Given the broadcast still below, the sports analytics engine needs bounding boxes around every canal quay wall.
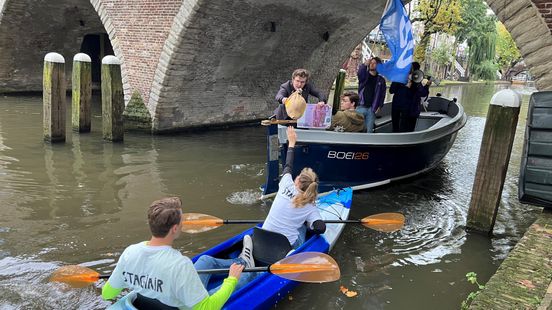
[470,209,552,309]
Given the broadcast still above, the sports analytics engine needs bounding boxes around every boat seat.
[132,293,178,310]
[374,114,392,128]
[252,227,292,266]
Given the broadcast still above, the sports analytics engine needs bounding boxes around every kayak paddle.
[181,212,405,234]
[50,252,340,287]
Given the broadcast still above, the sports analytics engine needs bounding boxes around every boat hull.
[290,131,458,192]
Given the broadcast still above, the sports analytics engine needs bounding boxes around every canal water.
[0,83,539,309]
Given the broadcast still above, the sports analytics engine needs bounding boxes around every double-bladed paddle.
[50,252,340,287]
[181,212,405,234]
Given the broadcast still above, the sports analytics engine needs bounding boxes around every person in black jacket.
[273,69,327,120]
[389,62,430,132]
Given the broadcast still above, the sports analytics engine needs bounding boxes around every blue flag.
[376,0,414,84]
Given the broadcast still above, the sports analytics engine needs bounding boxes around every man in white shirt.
[102,197,245,309]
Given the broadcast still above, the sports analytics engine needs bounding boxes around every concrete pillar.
[43,52,66,143]
[101,55,124,142]
[467,89,522,234]
[332,69,347,115]
[72,53,92,133]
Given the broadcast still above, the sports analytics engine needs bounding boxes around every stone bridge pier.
[0,0,551,132]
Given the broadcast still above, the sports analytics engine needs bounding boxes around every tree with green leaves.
[456,0,497,80]
[430,42,454,79]
[413,0,462,62]
[495,22,522,80]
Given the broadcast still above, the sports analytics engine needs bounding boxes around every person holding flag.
[376,0,415,83]
[357,57,387,133]
[375,0,430,132]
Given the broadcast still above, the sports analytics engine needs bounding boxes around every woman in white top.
[262,126,326,248]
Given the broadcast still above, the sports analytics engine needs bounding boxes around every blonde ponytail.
[292,168,319,207]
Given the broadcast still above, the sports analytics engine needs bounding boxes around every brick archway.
[2,0,552,132]
[0,0,110,93]
[149,0,388,132]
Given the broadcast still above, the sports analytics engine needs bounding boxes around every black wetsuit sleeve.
[282,146,295,176]
[311,220,326,234]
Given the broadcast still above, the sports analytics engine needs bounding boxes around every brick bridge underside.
[0,0,551,132]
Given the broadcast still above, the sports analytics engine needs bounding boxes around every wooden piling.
[72,53,92,133]
[332,69,346,115]
[101,55,124,142]
[43,52,66,143]
[467,89,521,234]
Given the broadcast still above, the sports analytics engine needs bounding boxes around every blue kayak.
[108,187,353,310]
[192,187,353,310]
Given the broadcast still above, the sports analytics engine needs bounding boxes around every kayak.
[108,187,352,310]
[193,187,353,310]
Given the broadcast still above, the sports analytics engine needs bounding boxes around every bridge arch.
[0,0,117,93]
[487,0,552,90]
[149,0,387,132]
[1,0,552,132]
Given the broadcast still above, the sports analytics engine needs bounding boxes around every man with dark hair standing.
[357,57,387,133]
[102,197,246,309]
[274,68,327,120]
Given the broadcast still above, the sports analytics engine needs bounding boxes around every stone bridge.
[0,0,551,132]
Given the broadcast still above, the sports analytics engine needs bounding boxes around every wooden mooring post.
[72,53,92,133]
[43,52,66,143]
[101,55,124,142]
[332,69,346,115]
[467,89,521,234]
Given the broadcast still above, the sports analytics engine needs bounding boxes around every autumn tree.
[495,22,522,80]
[413,0,462,62]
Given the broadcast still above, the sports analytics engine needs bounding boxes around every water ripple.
[226,189,261,205]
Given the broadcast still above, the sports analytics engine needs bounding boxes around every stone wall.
[89,0,181,105]
[150,0,387,132]
[0,0,106,92]
[532,0,552,32]
[488,0,552,90]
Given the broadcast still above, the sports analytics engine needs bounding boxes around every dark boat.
[262,95,467,197]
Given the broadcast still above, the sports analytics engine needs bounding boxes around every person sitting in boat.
[193,235,258,294]
[357,56,387,133]
[328,91,366,132]
[273,68,328,120]
[101,197,245,310]
[390,61,431,132]
[262,126,326,248]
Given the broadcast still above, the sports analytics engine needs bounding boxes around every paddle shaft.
[222,219,362,224]
[197,267,268,274]
[323,220,362,224]
[94,267,268,280]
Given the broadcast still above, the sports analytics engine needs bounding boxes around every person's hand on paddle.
[316,101,326,107]
[228,263,244,279]
[287,126,297,148]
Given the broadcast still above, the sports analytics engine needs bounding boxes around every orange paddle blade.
[50,265,101,288]
[181,213,224,233]
[362,212,405,232]
[269,252,340,283]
